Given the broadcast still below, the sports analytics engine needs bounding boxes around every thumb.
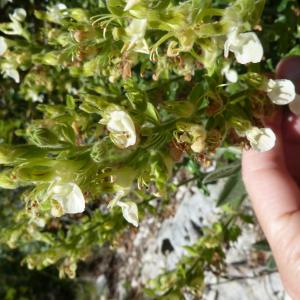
[242,56,300,299]
[277,56,300,182]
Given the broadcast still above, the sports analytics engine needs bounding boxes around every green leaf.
[249,0,266,26]
[66,95,76,110]
[266,255,277,271]
[90,138,133,165]
[79,95,110,115]
[288,45,300,56]
[217,172,246,208]
[203,161,241,184]
[253,240,271,251]
[145,102,160,124]
[188,81,208,103]
[54,125,76,145]
[148,0,170,9]
[106,0,124,15]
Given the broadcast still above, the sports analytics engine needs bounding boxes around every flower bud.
[177,29,196,52]
[69,8,89,22]
[221,64,238,83]
[0,169,17,189]
[206,129,222,152]
[11,8,27,22]
[42,52,60,66]
[112,27,123,41]
[0,145,13,164]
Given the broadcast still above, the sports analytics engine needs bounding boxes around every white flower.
[0,37,8,56]
[289,94,300,116]
[50,182,85,216]
[266,79,296,105]
[48,3,68,23]
[6,69,20,83]
[126,18,147,42]
[106,110,137,149]
[33,218,46,228]
[224,29,263,64]
[124,0,140,11]
[245,127,276,152]
[54,3,67,10]
[118,201,139,227]
[1,63,20,83]
[26,90,44,103]
[125,18,149,54]
[10,8,27,22]
[221,64,238,83]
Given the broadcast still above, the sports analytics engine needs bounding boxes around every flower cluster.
[0,0,299,283]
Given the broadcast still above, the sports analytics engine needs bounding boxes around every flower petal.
[225,31,263,64]
[118,201,139,227]
[11,8,27,22]
[124,0,140,11]
[0,37,8,56]
[245,127,276,152]
[267,79,296,105]
[106,110,136,148]
[52,183,85,215]
[222,64,238,83]
[6,69,20,83]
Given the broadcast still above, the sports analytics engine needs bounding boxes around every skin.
[242,56,300,300]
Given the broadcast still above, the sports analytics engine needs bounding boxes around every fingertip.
[242,141,284,181]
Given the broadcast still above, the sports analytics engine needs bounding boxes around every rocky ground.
[81,182,291,300]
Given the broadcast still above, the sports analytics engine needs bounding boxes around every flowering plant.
[0,0,299,298]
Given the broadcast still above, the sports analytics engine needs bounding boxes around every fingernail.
[276,56,300,93]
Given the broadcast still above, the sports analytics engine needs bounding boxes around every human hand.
[242,56,300,300]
